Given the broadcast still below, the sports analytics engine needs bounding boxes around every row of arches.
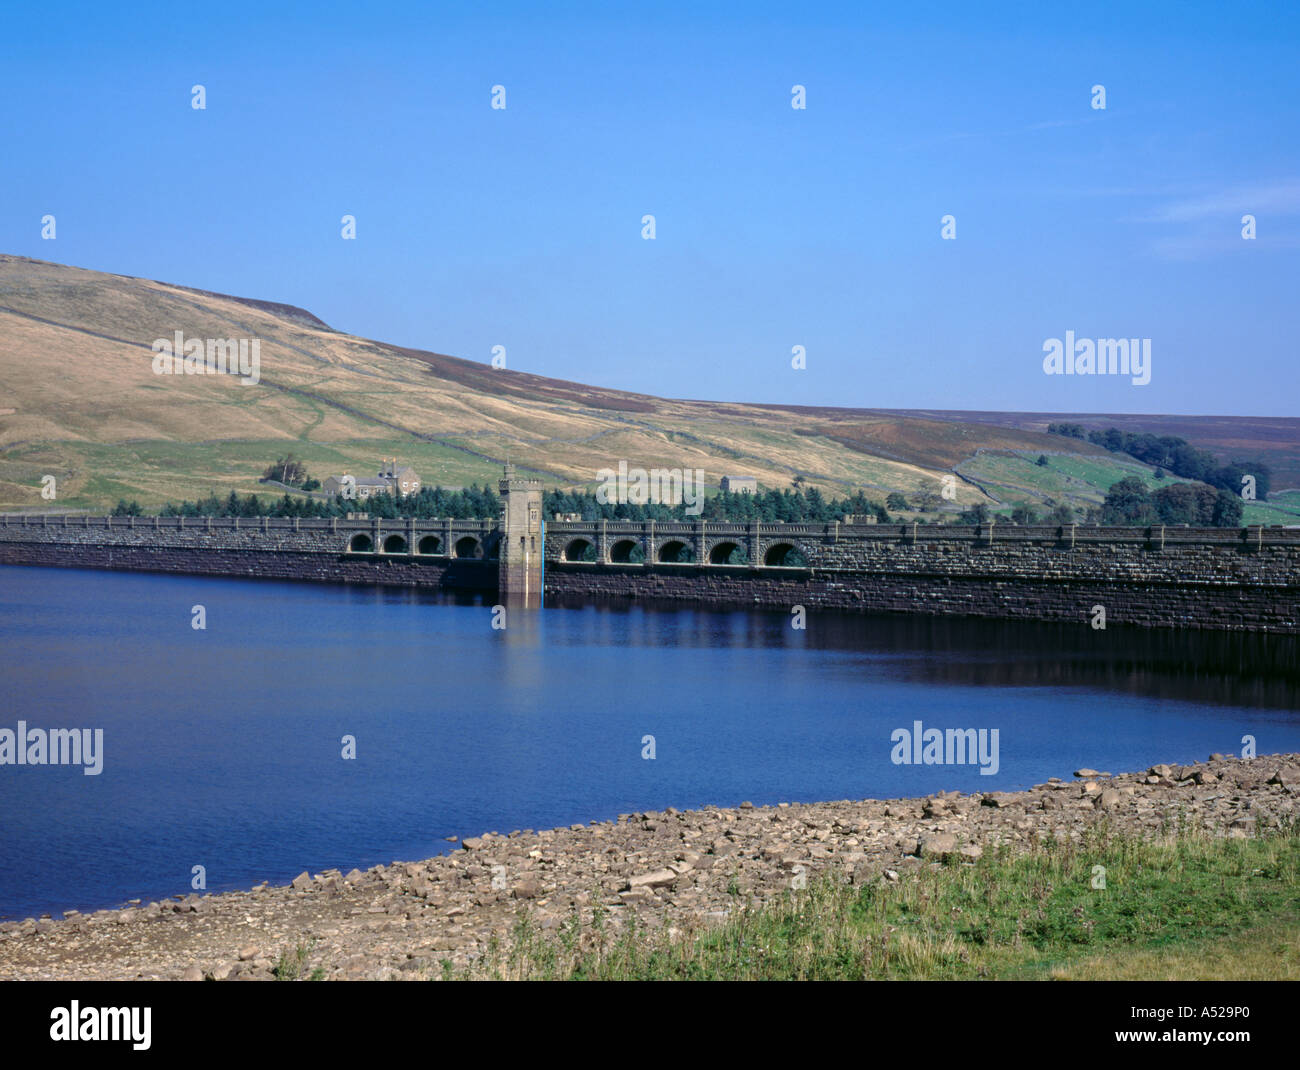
[345,532,808,566]
[346,533,492,558]
[560,538,808,567]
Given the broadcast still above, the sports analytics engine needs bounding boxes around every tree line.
[107,474,1249,528]
[1047,423,1270,500]
[114,485,894,523]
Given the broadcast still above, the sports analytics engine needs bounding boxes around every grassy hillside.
[1,255,1292,516]
[955,451,1198,515]
[901,408,1300,490]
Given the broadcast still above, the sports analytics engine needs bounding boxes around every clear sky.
[3,0,1297,416]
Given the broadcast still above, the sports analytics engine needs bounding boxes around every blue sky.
[2,1,1297,415]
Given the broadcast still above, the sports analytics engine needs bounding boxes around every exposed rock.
[626,869,678,890]
[1095,788,1123,810]
[916,833,959,859]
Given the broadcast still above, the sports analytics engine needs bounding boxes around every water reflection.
[544,595,1299,709]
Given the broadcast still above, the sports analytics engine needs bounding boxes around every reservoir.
[1,565,1297,920]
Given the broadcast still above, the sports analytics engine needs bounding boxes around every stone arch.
[764,542,807,567]
[609,538,643,564]
[658,539,695,564]
[417,534,443,555]
[708,540,746,565]
[454,535,481,559]
[382,533,408,554]
[347,532,373,553]
[563,537,597,562]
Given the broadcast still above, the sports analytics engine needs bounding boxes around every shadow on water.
[545,593,1300,710]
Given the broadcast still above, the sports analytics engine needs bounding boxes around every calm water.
[1,565,1298,920]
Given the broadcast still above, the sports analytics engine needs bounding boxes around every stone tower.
[498,463,543,607]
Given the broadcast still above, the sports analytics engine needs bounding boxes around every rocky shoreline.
[2,753,1297,980]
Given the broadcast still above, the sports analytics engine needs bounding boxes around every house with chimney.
[321,458,421,500]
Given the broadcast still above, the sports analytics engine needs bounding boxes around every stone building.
[321,460,421,501]
[321,475,390,500]
[379,459,421,496]
[720,476,758,494]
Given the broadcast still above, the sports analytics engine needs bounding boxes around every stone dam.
[1,502,1297,632]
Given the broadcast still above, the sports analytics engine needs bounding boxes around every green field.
[956,450,1196,514]
[451,820,1300,981]
[1244,489,1300,526]
[955,450,1300,525]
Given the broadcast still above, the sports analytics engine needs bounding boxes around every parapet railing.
[3,515,1298,548]
[543,519,1300,548]
[0,514,498,532]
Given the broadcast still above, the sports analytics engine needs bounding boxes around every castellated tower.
[498,463,543,607]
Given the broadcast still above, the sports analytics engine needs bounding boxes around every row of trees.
[129,484,506,519]
[1048,424,1271,500]
[543,486,892,524]
[119,485,894,523]
[107,472,1247,529]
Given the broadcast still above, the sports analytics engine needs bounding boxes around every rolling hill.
[1,254,1295,519]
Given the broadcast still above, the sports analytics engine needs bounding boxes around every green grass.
[959,451,1194,514]
[273,939,324,981]
[1243,489,1300,526]
[962,451,1300,526]
[445,818,1300,980]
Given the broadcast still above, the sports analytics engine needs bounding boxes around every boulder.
[1095,788,1123,810]
[625,869,678,890]
[916,833,959,859]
